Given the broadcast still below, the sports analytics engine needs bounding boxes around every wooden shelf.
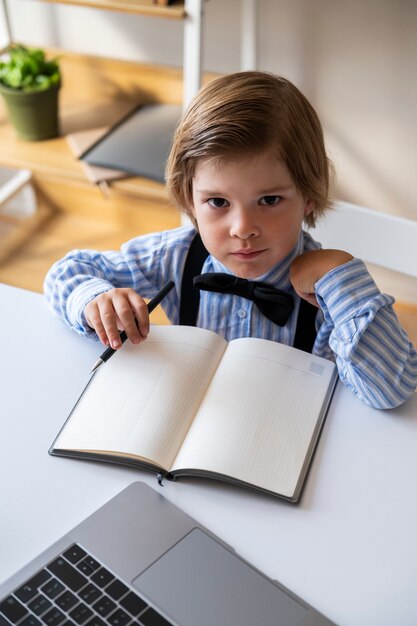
[0,0,196,322]
[0,48,217,199]
[0,117,170,204]
[0,49,185,301]
[30,0,204,107]
[0,49,188,202]
[35,0,186,19]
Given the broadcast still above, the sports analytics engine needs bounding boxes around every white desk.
[1,283,417,626]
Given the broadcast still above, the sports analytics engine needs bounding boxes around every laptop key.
[47,558,88,592]
[27,594,53,616]
[78,583,102,605]
[55,590,78,611]
[81,556,100,573]
[41,606,67,626]
[139,607,174,626]
[15,570,52,603]
[90,568,114,589]
[68,602,93,624]
[106,580,129,601]
[41,579,65,600]
[0,595,29,623]
[107,608,131,626]
[92,596,116,617]
[63,545,87,565]
[119,591,147,616]
[77,561,96,577]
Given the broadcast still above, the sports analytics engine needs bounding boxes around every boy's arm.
[43,248,122,338]
[44,227,195,339]
[43,231,175,338]
[291,250,417,409]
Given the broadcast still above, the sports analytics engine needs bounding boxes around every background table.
[1,283,417,626]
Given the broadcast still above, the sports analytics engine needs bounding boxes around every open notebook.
[50,325,338,502]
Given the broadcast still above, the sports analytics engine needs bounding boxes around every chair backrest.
[309,201,417,279]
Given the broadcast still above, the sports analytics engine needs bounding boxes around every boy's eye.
[207,197,229,208]
[259,195,282,206]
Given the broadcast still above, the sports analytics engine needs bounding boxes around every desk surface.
[1,283,417,626]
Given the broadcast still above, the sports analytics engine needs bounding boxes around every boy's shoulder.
[123,225,197,252]
[162,225,198,245]
[157,226,200,257]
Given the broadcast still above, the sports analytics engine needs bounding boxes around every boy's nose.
[229,208,259,239]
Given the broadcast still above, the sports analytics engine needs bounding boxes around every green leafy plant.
[0,44,60,92]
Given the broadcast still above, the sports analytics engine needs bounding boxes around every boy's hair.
[165,71,332,228]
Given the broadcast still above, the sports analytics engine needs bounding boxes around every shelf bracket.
[0,0,13,49]
[183,0,203,109]
[240,0,257,70]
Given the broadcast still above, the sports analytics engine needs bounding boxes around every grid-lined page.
[53,326,226,470]
[172,337,336,497]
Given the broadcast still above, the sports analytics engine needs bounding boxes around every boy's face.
[191,150,314,279]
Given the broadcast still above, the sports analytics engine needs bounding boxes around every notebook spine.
[157,471,176,486]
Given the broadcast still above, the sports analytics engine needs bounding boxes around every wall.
[2,0,417,300]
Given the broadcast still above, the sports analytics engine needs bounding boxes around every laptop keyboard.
[0,543,174,626]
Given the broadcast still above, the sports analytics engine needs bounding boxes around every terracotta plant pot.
[0,81,60,141]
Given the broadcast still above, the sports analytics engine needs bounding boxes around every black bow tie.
[193,273,294,326]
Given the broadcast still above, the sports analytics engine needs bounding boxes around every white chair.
[309,200,417,346]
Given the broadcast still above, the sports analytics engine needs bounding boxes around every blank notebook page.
[54,326,226,470]
[172,338,335,497]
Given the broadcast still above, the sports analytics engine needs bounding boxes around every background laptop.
[0,481,335,626]
[81,104,182,182]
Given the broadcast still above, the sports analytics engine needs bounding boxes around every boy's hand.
[290,249,354,307]
[84,288,150,349]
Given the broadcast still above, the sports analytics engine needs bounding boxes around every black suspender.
[179,233,209,327]
[292,298,318,353]
[179,233,317,353]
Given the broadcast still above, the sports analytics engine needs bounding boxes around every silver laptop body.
[0,481,335,626]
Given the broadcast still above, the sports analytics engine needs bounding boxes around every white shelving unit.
[1,0,204,106]
[1,0,258,106]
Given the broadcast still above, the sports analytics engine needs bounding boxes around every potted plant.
[0,44,61,141]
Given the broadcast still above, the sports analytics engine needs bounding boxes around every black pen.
[90,280,175,374]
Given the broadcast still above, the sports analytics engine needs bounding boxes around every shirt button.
[237,309,246,319]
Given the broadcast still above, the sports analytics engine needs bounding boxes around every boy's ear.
[304,199,315,216]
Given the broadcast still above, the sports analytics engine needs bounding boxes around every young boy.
[44,71,417,409]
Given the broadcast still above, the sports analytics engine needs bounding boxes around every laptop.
[0,481,335,626]
[81,104,182,183]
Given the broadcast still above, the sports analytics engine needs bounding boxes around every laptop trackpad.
[133,528,307,626]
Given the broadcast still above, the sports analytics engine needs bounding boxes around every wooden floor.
[0,191,177,325]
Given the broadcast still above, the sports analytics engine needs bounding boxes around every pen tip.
[90,359,103,374]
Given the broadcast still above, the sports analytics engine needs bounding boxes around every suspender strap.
[179,233,317,353]
[179,232,209,326]
[293,298,318,354]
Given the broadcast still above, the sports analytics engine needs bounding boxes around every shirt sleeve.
[313,258,417,409]
[43,227,195,338]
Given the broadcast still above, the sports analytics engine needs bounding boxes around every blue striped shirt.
[44,226,417,409]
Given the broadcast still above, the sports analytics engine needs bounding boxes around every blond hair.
[166,71,332,228]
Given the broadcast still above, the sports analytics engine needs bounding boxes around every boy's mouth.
[231,249,265,260]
